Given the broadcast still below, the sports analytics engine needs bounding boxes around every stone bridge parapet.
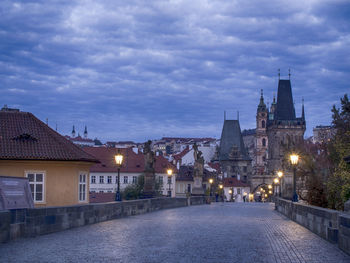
[0,196,207,243]
[275,197,350,255]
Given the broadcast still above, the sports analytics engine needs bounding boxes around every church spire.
[84,125,88,138]
[257,89,267,112]
[302,98,305,120]
[72,125,76,138]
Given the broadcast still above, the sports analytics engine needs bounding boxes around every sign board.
[0,176,34,210]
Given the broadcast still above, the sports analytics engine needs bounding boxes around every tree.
[122,175,162,200]
[327,94,350,210]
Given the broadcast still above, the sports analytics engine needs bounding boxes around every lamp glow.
[209,178,214,184]
[167,169,173,176]
[290,154,299,165]
[115,154,123,166]
[277,171,283,178]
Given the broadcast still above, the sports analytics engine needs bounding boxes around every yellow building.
[0,107,98,207]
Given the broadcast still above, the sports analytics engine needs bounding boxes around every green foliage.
[326,94,350,210]
[122,174,163,200]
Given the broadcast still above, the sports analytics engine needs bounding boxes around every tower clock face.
[261,113,265,117]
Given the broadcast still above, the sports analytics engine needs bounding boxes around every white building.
[223,177,250,202]
[83,147,177,197]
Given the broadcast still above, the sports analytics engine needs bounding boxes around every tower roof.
[275,79,296,120]
[219,120,250,161]
[257,89,267,112]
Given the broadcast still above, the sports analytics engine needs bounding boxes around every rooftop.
[0,109,98,162]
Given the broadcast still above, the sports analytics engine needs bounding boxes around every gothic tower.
[219,119,252,183]
[267,79,306,174]
[255,90,268,175]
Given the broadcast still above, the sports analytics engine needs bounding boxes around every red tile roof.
[0,110,98,162]
[223,177,250,188]
[207,162,222,174]
[83,147,177,173]
[172,146,190,161]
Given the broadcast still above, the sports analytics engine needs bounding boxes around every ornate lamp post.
[209,178,213,196]
[114,150,123,201]
[274,178,279,196]
[219,184,223,202]
[290,154,299,202]
[167,169,173,197]
[277,171,283,197]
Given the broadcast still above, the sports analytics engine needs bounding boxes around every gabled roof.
[275,79,296,120]
[83,147,177,173]
[219,120,250,161]
[172,146,190,161]
[0,110,98,162]
[223,177,249,188]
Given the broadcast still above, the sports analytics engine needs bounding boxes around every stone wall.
[0,196,207,243]
[275,197,350,255]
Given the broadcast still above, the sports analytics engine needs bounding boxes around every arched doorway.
[252,183,272,202]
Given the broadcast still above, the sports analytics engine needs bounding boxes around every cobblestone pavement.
[1,202,350,263]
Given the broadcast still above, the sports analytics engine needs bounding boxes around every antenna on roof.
[237,111,239,121]
[288,68,291,80]
[55,123,57,131]
[46,118,48,125]
[224,110,226,121]
[278,69,280,80]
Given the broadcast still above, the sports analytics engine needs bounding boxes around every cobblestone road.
[1,202,349,263]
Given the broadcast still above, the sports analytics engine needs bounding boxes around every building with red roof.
[223,177,250,202]
[83,147,177,198]
[0,107,98,207]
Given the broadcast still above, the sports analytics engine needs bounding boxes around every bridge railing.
[275,197,350,255]
[0,196,207,243]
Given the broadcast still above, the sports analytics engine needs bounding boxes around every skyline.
[1,0,350,142]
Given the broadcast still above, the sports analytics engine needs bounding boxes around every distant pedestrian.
[243,195,246,202]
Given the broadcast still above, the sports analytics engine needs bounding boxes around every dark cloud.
[1,0,349,142]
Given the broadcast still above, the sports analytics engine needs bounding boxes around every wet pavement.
[1,202,349,263]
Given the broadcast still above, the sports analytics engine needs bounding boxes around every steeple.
[219,119,250,161]
[257,89,267,112]
[275,79,296,120]
[84,125,88,138]
[302,98,305,120]
[72,125,76,138]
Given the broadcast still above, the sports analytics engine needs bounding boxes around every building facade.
[0,108,98,207]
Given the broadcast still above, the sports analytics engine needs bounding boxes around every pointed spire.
[288,68,291,80]
[55,123,58,132]
[72,125,76,138]
[278,69,280,80]
[302,97,305,120]
[84,125,88,138]
[237,111,239,121]
[224,111,226,121]
[257,89,266,112]
[273,93,276,104]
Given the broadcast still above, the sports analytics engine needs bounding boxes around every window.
[79,173,87,202]
[132,176,137,184]
[159,176,163,185]
[99,176,104,184]
[107,176,112,184]
[91,175,96,184]
[262,138,266,147]
[124,176,128,184]
[167,177,171,184]
[262,120,265,128]
[27,172,44,203]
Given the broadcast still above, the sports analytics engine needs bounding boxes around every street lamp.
[114,150,123,201]
[290,154,299,202]
[277,171,283,197]
[209,178,214,196]
[229,188,233,202]
[167,169,173,197]
[274,178,279,196]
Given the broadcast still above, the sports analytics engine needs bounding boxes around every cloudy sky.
[1,0,349,142]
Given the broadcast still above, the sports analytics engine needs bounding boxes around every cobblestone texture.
[0,202,349,263]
